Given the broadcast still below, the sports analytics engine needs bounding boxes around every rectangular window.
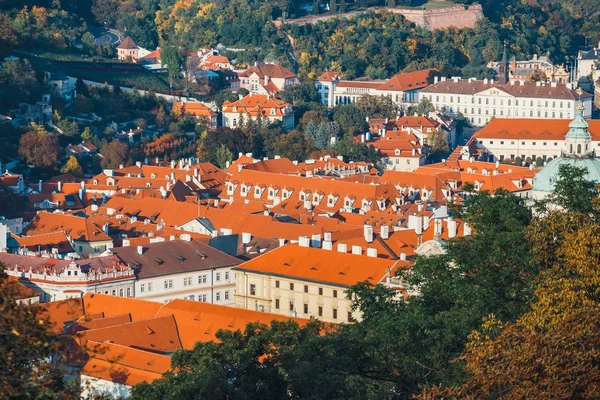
[333,309,338,319]
[347,311,352,321]
[275,280,280,288]
[304,285,309,293]
[225,272,230,281]
[164,280,173,289]
[317,306,323,317]
[250,284,256,296]
[216,272,221,282]
[183,277,192,286]
[140,284,145,293]
[119,288,124,297]
[216,292,221,301]
[318,288,323,295]
[289,301,294,311]
[148,283,153,292]
[112,289,116,296]
[333,290,338,298]
[290,283,294,291]
[127,288,131,297]
[275,299,280,309]
[304,303,309,314]
[200,294,207,302]
[224,290,230,300]
[198,275,207,284]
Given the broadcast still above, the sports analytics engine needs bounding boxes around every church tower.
[498,45,509,85]
[565,95,592,157]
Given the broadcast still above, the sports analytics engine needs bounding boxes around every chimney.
[337,243,347,253]
[38,180,42,193]
[434,218,443,237]
[322,240,333,250]
[171,160,176,169]
[155,157,159,164]
[311,234,321,248]
[447,218,457,239]
[242,232,252,244]
[463,222,472,236]
[144,157,148,165]
[495,160,500,169]
[364,225,374,243]
[103,223,109,234]
[57,181,62,193]
[351,245,363,255]
[137,245,144,255]
[380,225,389,239]
[136,161,142,168]
[408,214,422,234]
[279,238,286,247]
[400,252,407,261]
[366,248,377,258]
[299,236,310,248]
[180,233,192,241]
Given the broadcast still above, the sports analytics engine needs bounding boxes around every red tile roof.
[474,118,600,141]
[25,211,111,242]
[234,244,408,288]
[117,37,137,50]
[238,64,296,79]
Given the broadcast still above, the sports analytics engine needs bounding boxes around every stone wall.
[389,4,483,31]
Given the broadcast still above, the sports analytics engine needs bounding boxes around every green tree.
[333,104,368,136]
[272,130,316,161]
[355,95,398,119]
[81,31,96,52]
[409,97,435,116]
[542,164,599,216]
[161,45,183,90]
[215,144,233,169]
[81,127,100,147]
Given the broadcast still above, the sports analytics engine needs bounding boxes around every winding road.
[89,25,122,47]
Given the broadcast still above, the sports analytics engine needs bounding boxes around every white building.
[0,253,135,302]
[465,112,600,163]
[222,94,294,131]
[315,69,437,109]
[112,238,241,305]
[419,77,592,127]
[237,64,299,95]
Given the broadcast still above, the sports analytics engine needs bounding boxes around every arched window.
[578,144,582,154]
[570,144,573,153]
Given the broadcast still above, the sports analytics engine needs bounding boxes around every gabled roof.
[238,64,296,79]
[222,94,292,117]
[317,70,340,82]
[474,118,600,141]
[172,101,216,118]
[377,68,437,91]
[25,211,111,242]
[117,37,137,50]
[81,341,171,386]
[112,239,240,280]
[233,244,407,287]
[11,231,74,253]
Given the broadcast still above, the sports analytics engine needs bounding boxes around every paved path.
[89,25,122,46]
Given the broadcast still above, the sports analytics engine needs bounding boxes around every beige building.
[238,64,299,96]
[222,94,294,131]
[233,243,408,323]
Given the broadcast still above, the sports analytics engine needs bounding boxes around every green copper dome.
[565,104,591,140]
[532,157,600,192]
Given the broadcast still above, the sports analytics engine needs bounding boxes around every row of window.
[273,280,339,297]
[139,272,231,293]
[429,94,572,109]
[274,299,350,320]
[101,287,132,297]
[449,106,570,119]
[186,290,231,302]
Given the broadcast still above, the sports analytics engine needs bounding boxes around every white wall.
[80,375,131,400]
[135,266,236,305]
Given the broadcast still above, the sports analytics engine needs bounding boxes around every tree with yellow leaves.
[61,156,83,177]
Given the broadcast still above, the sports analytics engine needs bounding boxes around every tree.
[409,97,435,116]
[130,321,324,400]
[333,104,368,136]
[541,164,599,216]
[57,118,79,137]
[306,121,339,150]
[215,144,233,169]
[61,156,83,176]
[161,45,183,90]
[426,130,449,154]
[355,95,399,119]
[339,0,346,12]
[100,140,130,169]
[81,127,100,147]
[0,14,18,52]
[272,131,316,161]
[0,266,74,398]
[18,123,60,169]
[0,59,39,106]
[81,31,96,52]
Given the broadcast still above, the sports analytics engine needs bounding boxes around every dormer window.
[151,173,157,178]
[233,107,237,112]
[93,179,98,185]
[146,182,151,188]
[327,194,339,207]
[394,149,401,156]
[270,108,276,115]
